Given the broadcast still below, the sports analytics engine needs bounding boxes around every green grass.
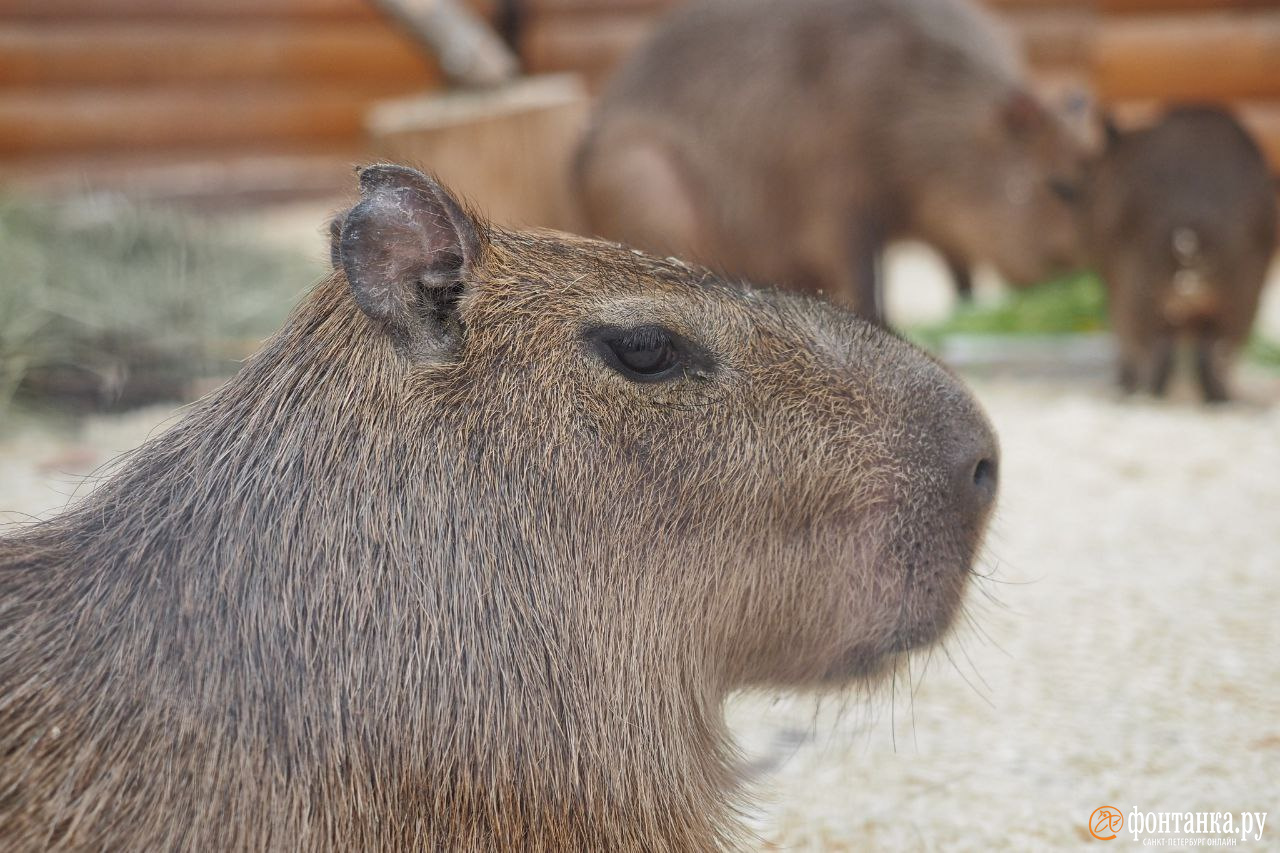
[908,271,1108,351]
[0,196,321,412]
[1247,335,1280,369]
[909,270,1280,372]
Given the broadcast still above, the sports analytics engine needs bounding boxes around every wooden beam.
[1100,0,1277,13]
[982,0,1095,9]
[0,0,378,21]
[372,0,517,86]
[1094,12,1280,100]
[0,0,494,20]
[0,87,400,155]
[0,23,441,88]
[518,0,677,11]
[0,144,364,205]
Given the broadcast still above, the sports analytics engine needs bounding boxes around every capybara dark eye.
[1049,178,1080,203]
[592,325,684,381]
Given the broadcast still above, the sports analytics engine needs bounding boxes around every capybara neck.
[0,270,738,850]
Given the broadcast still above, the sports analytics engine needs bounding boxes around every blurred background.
[2,0,1278,848]
[1,0,1279,411]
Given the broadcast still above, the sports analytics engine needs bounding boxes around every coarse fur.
[0,167,998,850]
[573,0,1087,319]
[1088,105,1278,403]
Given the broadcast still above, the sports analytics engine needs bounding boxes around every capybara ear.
[336,164,485,347]
[1000,88,1046,139]
[1101,111,1123,148]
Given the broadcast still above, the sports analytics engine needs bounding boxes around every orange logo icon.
[1090,806,1124,841]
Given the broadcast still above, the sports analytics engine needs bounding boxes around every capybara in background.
[573,0,1087,321]
[0,166,998,849]
[1088,106,1278,402]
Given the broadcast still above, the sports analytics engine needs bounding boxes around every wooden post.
[368,74,589,229]
[372,0,519,87]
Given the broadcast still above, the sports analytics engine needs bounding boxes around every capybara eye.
[1049,178,1080,204]
[592,325,684,382]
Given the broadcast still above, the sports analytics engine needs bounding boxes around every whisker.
[913,642,938,698]
[951,629,994,695]
[890,660,898,753]
[940,640,995,709]
[960,604,1010,658]
[907,651,919,751]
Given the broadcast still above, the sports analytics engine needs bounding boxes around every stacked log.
[0,0,448,202]
[2,0,1278,202]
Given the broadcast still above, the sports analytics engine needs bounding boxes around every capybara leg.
[1117,359,1139,395]
[1195,337,1231,403]
[942,251,974,301]
[1116,339,1150,395]
[845,224,885,324]
[1116,333,1170,397]
[1148,336,1175,398]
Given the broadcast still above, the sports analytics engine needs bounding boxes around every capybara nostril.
[973,455,997,489]
[949,424,1000,522]
[972,456,998,503]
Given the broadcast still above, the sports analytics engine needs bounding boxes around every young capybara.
[0,165,999,850]
[573,0,1087,321]
[1089,106,1278,402]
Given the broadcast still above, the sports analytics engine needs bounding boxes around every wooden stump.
[367,74,590,230]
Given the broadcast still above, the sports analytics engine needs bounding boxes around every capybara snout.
[944,396,1001,525]
[602,286,1003,687]
[835,335,1000,667]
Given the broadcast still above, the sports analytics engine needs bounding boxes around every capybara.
[573,0,1087,321]
[0,165,998,850]
[1088,106,1278,402]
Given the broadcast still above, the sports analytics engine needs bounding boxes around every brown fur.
[0,166,998,850]
[1088,105,1278,403]
[573,0,1087,320]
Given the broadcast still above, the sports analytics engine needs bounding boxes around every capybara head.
[329,164,999,687]
[1,165,998,849]
[911,89,1089,288]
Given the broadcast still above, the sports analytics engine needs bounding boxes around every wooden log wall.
[1094,0,1280,172]
[1,0,1277,203]
[0,0,458,202]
